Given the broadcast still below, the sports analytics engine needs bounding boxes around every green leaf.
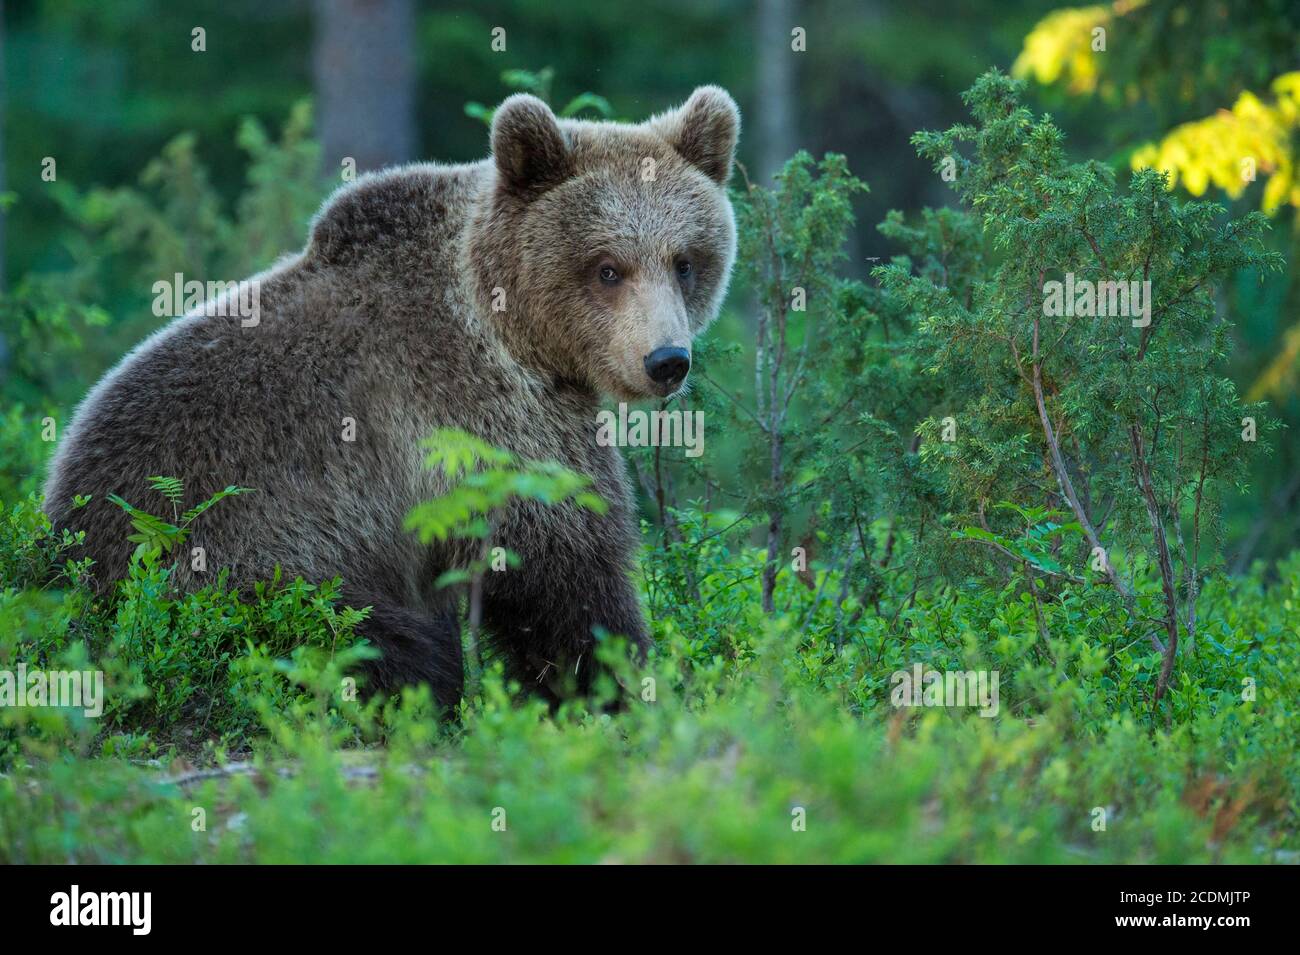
[181,485,253,525]
[434,568,473,589]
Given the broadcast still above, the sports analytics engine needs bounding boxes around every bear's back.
[43,162,498,593]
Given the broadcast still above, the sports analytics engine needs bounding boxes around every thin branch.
[1030,297,1164,653]
[1130,423,1180,703]
[701,371,768,433]
[954,535,1087,584]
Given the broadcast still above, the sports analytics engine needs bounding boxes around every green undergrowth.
[1,493,1296,863]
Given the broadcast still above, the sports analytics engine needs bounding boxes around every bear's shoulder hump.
[307,161,484,267]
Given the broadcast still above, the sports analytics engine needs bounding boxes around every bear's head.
[470,86,739,399]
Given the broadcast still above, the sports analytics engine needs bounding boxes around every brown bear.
[42,87,740,710]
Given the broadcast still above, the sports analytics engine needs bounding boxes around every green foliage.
[1,102,328,412]
[406,428,606,548]
[464,68,615,126]
[0,492,91,591]
[1012,0,1300,558]
[406,428,608,686]
[878,69,1282,704]
[0,501,372,763]
[1,540,1296,862]
[1014,0,1300,126]
[57,100,322,290]
[0,279,110,408]
[0,406,55,503]
[722,152,869,610]
[952,505,1085,580]
[107,477,252,564]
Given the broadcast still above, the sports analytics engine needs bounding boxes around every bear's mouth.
[625,373,689,401]
[652,378,687,399]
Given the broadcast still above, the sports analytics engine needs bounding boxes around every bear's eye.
[598,264,621,285]
[676,259,694,280]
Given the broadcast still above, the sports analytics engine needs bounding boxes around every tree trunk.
[312,0,416,176]
[761,413,784,613]
[1130,423,1180,704]
[756,0,796,184]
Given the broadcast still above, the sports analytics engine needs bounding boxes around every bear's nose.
[644,347,691,387]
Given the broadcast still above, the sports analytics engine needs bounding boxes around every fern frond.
[147,475,185,505]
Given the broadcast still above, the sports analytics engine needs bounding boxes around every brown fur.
[42,87,740,709]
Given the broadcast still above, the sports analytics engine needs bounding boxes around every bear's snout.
[644,346,691,390]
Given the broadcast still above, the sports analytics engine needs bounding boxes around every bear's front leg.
[342,587,465,713]
[481,501,649,703]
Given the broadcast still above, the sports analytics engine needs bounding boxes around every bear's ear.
[653,86,740,185]
[491,94,572,197]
